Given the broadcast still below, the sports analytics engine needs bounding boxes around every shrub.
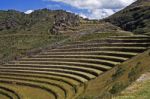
[109,82,126,94]
[128,62,142,82]
[112,66,125,80]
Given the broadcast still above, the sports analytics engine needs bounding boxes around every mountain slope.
[0,9,80,35]
[104,0,150,35]
[0,9,80,63]
[0,9,131,64]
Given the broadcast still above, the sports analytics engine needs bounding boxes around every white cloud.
[50,0,136,9]
[79,13,88,19]
[24,10,34,14]
[47,0,136,19]
[79,9,118,19]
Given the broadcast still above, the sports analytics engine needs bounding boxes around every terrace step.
[0,82,57,99]
[22,55,128,62]
[0,67,96,80]
[83,39,150,44]
[59,43,150,49]
[38,51,138,58]
[64,35,150,46]
[12,58,119,66]
[0,86,20,99]
[0,74,75,99]
[0,71,82,89]
[0,71,85,98]
[106,39,150,42]
[2,64,102,76]
[47,47,146,53]
[0,79,59,99]
[0,93,10,99]
[68,38,150,45]
[7,60,112,71]
[0,69,88,83]
[109,35,150,39]
[0,72,86,98]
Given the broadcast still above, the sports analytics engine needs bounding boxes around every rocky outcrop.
[51,10,80,35]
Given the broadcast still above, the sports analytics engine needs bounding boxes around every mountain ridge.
[104,0,150,35]
[0,9,80,35]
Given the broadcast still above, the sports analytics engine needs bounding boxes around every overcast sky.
[0,0,136,19]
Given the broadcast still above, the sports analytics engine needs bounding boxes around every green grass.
[78,79,150,99]
[0,34,68,63]
[0,82,56,99]
[114,80,150,99]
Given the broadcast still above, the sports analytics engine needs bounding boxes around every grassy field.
[0,34,68,63]
[114,72,150,99]
[0,29,132,63]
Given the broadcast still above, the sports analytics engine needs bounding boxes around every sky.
[0,0,136,19]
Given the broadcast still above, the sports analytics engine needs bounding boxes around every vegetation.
[0,9,132,63]
[110,82,126,94]
[0,9,80,35]
[0,9,80,63]
[1,35,150,99]
[0,34,68,63]
[112,67,125,80]
[0,0,150,98]
[128,62,142,82]
[114,72,150,99]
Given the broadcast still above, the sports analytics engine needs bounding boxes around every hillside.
[0,9,131,64]
[114,72,150,99]
[0,9,81,35]
[0,35,150,99]
[104,0,150,35]
[0,9,80,62]
[0,2,150,99]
